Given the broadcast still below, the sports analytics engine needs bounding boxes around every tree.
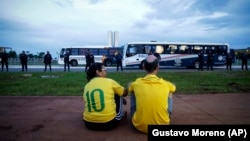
[8,50,17,58]
[38,52,45,58]
[27,54,34,58]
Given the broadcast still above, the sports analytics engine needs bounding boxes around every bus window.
[193,46,202,54]
[143,45,151,54]
[187,45,193,54]
[91,49,98,55]
[179,45,189,54]
[99,48,108,56]
[79,48,85,55]
[169,45,178,54]
[155,45,164,54]
[165,46,171,54]
[71,48,78,55]
[216,45,227,54]
[211,46,215,54]
[126,46,137,57]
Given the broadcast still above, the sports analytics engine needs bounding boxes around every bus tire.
[139,60,145,69]
[104,59,112,66]
[71,60,78,66]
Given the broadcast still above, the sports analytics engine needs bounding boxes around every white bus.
[121,41,235,69]
[58,46,123,66]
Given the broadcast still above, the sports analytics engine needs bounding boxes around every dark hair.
[144,58,158,73]
[86,62,103,81]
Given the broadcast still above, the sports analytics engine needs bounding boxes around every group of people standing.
[198,50,214,71]
[1,50,249,72]
[0,50,52,72]
[225,51,248,71]
[0,50,29,72]
[198,50,248,71]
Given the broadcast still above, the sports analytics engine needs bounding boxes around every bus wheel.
[139,60,145,69]
[105,60,112,66]
[71,60,78,66]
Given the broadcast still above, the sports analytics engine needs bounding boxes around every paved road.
[2,65,243,72]
[0,94,249,141]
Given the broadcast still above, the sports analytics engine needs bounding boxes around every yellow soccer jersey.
[128,74,176,133]
[83,77,124,123]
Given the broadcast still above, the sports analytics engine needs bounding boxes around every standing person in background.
[115,51,123,72]
[19,51,28,72]
[44,51,52,72]
[226,52,232,71]
[1,50,9,72]
[89,51,95,66]
[128,55,176,134]
[198,50,204,71]
[64,50,70,72]
[83,62,127,131]
[85,50,91,72]
[241,52,248,70]
[85,50,94,72]
[207,50,214,71]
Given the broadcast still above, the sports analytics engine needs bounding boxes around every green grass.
[0,71,249,96]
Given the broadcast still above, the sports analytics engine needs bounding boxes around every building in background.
[107,31,119,47]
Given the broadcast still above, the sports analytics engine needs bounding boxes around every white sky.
[0,0,250,58]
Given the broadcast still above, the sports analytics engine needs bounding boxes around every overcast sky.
[0,0,250,58]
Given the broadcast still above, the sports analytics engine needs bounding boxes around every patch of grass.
[0,71,249,96]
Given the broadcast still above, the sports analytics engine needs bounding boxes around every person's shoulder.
[159,78,173,84]
[104,77,122,84]
[133,77,143,83]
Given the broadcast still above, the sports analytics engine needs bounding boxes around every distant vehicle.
[121,41,235,69]
[58,46,123,66]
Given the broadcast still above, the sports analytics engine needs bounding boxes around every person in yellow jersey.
[128,55,176,134]
[83,62,128,131]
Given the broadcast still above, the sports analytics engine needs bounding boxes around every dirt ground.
[0,93,250,141]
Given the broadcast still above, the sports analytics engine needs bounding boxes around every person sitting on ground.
[82,62,128,131]
[128,55,176,134]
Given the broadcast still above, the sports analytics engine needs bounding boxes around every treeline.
[2,50,48,59]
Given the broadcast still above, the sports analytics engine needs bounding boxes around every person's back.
[83,63,127,131]
[116,52,123,72]
[64,51,70,72]
[207,50,214,70]
[44,51,52,72]
[20,52,28,63]
[1,51,9,62]
[85,52,90,63]
[116,53,122,63]
[130,76,175,133]
[20,51,28,72]
[198,51,204,71]
[128,55,176,133]
[85,50,93,72]
[44,52,52,63]
[241,53,248,70]
[226,53,232,70]
[89,53,95,64]
[84,77,122,122]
